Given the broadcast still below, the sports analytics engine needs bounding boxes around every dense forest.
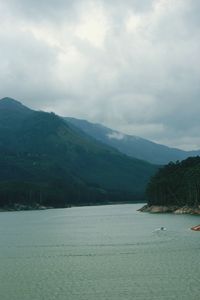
[0,97,157,209]
[146,156,200,207]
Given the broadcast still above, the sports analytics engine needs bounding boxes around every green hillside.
[0,97,158,209]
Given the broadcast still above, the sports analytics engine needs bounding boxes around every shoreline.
[139,204,200,215]
[0,201,145,212]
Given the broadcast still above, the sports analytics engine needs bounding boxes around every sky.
[0,0,200,150]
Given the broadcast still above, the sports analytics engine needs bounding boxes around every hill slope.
[0,97,157,208]
[65,117,200,165]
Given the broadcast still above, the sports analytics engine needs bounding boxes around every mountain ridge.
[2,97,199,165]
[0,97,157,208]
[65,117,200,164]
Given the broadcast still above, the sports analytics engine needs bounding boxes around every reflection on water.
[0,204,200,300]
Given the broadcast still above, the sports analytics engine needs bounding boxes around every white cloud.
[107,132,125,140]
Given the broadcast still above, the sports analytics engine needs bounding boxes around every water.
[0,204,200,300]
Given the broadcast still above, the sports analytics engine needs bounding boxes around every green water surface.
[0,204,200,300]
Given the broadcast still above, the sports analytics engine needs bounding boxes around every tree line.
[146,156,200,207]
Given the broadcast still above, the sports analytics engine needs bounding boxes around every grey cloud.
[0,27,59,107]
[2,0,79,22]
[0,0,200,150]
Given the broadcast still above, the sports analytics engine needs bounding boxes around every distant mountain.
[65,117,200,165]
[0,97,157,208]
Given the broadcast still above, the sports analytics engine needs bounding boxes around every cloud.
[107,131,125,140]
[0,0,199,150]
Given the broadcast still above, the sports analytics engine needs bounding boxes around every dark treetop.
[146,156,200,207]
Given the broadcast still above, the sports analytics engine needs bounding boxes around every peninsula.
[140,156,200,215]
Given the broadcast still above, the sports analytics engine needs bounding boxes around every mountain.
[65,117,200,165]
[0,97,157,208]
[0,97,33,127]
[0,97,31,112]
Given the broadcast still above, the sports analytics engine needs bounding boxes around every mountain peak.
[0,97,32,112]
[1,97,22,104]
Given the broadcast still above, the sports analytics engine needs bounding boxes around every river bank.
[0,203,53,212]
[0,201,143,212]
[139,204,200,215]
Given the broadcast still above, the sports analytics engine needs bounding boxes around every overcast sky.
[0,0,200,150]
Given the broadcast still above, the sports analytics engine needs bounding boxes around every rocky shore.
[139,204,200,215]
[0,203,53,212]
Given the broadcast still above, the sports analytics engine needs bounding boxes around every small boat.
[155,227,167,231]
[191,225,200,231]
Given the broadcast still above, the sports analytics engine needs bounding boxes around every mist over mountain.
[65,117,200,165]
[0,97,157,208]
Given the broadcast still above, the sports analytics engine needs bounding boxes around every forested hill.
[0,97,158,209]
[146,156,200,207]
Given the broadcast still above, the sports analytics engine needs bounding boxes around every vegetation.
[146,156,200,207]
[0,97,158,209]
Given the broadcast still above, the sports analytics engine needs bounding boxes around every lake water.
[0,204,200,300]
